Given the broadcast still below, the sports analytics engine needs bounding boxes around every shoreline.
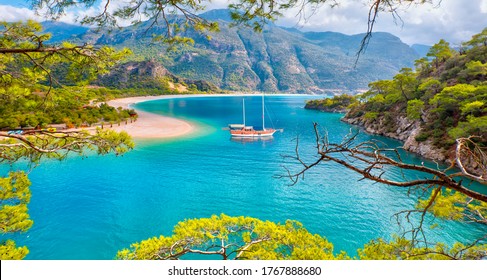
[106,93,319,139]
[106,95,195,139]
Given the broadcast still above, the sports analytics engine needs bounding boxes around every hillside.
[94,60,220,93]
[58,9,419,94]
[306,29,487,176]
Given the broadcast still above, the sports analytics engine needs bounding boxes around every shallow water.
[7,95,486,259]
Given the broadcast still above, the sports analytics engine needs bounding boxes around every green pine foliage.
[117,214,346,260]
[0,86,137,130]
[358,235,487,260]
[118,213,487,260]
[0,172,32,260]
[406,99,424,120]
[346,29,487,149]
[305,94,357,112]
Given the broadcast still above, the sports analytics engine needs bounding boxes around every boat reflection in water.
[230,135,274,144]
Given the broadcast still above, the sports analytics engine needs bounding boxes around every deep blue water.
[6,95,486,259]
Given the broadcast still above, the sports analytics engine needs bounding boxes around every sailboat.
[228,95,277,138]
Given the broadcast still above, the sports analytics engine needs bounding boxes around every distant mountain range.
[43,9,428,94]
[42,21,89,42]
[411,44,431,58]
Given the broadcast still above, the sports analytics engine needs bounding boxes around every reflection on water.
[230,136,275,144]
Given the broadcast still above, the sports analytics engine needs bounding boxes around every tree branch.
[282,124,487,202]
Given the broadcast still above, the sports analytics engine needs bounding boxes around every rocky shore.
[342,115,450,162]
[342,114,486,178]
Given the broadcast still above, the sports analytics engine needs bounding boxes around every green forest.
[307,29,487,151]
[0,86,140,129]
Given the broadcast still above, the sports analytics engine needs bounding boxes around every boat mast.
[243,98,246,126]
[262,94,265,131]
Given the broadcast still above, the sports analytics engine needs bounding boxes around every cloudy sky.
[1,0,486,46]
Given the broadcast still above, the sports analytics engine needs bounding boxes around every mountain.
[94,60,219,93]
[47,10,420,94]
[41,21,89,43]
[411,44,431,58]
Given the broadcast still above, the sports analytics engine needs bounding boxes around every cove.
[9,95,486,259]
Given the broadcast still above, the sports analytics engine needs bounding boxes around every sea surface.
[7,95,486,259]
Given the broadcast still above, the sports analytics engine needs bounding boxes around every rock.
[343,114,448,162]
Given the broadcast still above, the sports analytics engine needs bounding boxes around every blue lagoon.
[9,95,485,259]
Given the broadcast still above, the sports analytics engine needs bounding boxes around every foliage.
[406,99,424,120]
[120,212,487,260]
[117,214,344,260]
[448,116,487,140]
[0,20,135,259]
[305,94,357,112]
[414,132,429,142]
[418,189,487,224]
[358,235,487,260]
[0,172,32,260]
[346,31,487,150]
[363,112,379,120]
[0,20,131,89]
[393,67,418,101]
[30,0,220,45]
[0,128,134,166]
[0,87,138,130]
[29,0,433,45]
[463,27,487,48]
[0,240,29,260]
[465,60,487,79]
[427,39,454,68]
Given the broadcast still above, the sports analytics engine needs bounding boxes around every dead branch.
[456,137,487,183]
[282,123,487,203]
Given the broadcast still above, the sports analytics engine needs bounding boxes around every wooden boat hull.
[230,129,276,138]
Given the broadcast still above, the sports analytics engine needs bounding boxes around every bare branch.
[282,127,487,202]
[456,137,487,183]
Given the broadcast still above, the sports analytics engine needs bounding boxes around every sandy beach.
[105,93,312,139]
[106,96,195,139]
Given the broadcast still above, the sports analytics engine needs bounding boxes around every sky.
[0,0,486,46]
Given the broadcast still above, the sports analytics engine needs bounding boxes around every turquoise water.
[7,95,486,259]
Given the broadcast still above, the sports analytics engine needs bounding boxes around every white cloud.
[51,1,143,26]
[275,0,487,45]
[481,0,487,13]
[206,0,229,9]
[0,1,147,26]
[0,5,40,21]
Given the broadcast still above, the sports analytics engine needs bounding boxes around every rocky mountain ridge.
[46,9,421,94]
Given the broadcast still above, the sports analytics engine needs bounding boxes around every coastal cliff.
[308,101,486,177]
[342,112,449,162]
[305,30,487,178]
[342,111,487,178]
